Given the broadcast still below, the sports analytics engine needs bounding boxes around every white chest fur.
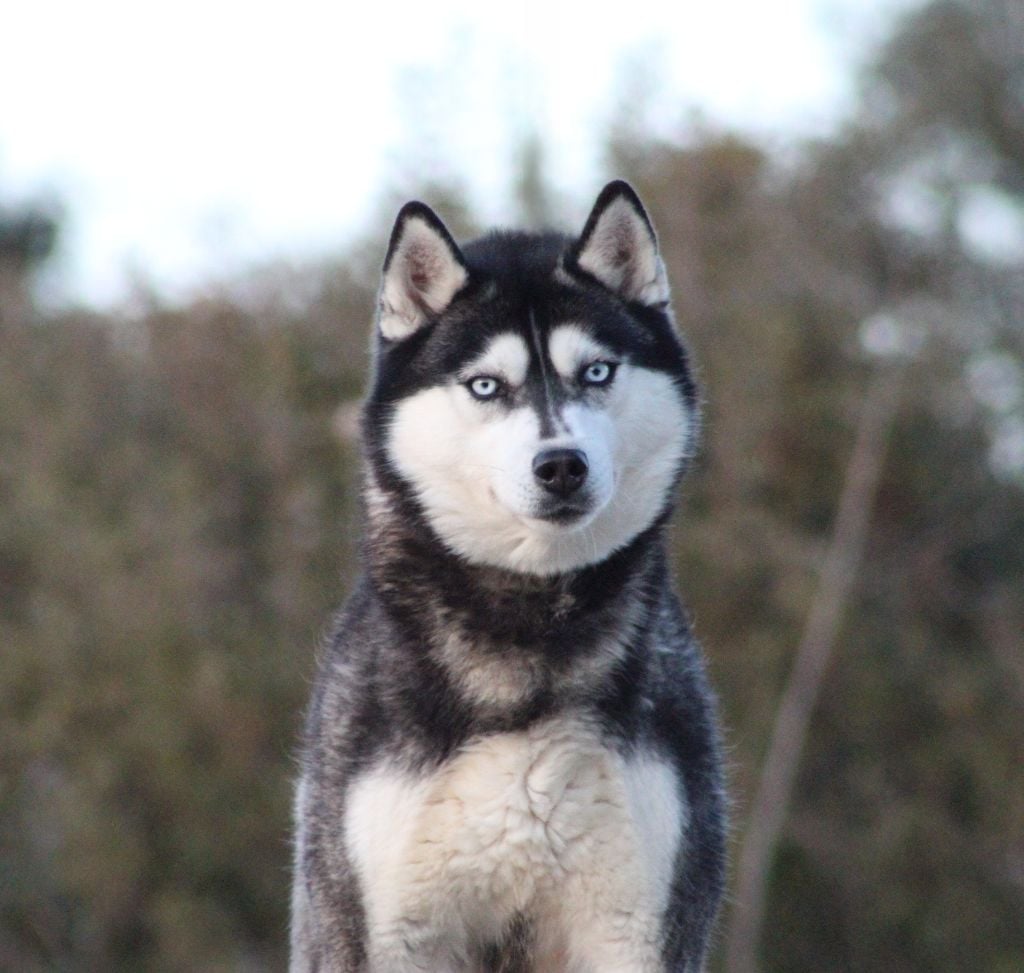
[345,717,687,971]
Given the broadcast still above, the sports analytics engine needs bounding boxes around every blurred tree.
[612,120,1023,971]
[601,6,1023,971]
[871,0,1024,190]
[0,201,58,327]
[0,256,374,969]
[2,2,1022,967]
[512,134,559,231]
[617,1,1024,970]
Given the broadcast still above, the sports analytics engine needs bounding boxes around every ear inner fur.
[378,202,469,342]
[569,180,670,306]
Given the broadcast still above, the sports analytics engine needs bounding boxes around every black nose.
[532,448,589,497]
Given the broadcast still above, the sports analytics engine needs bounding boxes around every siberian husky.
[292,181,726,971]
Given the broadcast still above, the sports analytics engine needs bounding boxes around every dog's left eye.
[580,361,617,386]
[467,376,503,400]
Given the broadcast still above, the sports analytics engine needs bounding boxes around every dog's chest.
[345,717,684,945]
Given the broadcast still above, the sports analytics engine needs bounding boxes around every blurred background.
[2,0,1022,970]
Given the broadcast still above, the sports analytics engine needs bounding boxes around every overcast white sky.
[2,0,908,307]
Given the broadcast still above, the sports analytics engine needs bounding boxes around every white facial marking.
[344,719,686,969]
[459,332,530,388]
[548,323,615,380]
[387,323,693,574]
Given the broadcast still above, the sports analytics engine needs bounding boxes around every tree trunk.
[723,363,905,973]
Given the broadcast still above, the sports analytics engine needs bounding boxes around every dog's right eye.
[467,376,503,400]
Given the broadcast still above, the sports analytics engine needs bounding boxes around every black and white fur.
[292,182,726,972]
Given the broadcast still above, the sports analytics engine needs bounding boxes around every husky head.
[363,181,698,577]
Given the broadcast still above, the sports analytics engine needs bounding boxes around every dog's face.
[365,182,698,576]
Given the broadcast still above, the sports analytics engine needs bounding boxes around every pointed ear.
[378,202,469,341]
[568,180,669,306]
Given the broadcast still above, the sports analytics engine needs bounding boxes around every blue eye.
[468,376,503,400]
[581,361,617,386]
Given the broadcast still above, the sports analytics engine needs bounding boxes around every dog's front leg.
[289,876,368,973]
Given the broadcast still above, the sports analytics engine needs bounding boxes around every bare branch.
[723,363,905,973]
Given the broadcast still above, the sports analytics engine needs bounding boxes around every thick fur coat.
[291,182,726,972]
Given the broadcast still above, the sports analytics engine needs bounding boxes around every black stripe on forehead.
[526,306,562,439]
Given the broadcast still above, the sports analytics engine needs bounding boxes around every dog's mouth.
[528,498,594,526]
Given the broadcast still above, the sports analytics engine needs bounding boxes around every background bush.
[2,1,1022,969]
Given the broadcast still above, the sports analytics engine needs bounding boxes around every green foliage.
[0,270,373,969]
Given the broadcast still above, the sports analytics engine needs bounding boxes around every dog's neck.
[362,476,668,662]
